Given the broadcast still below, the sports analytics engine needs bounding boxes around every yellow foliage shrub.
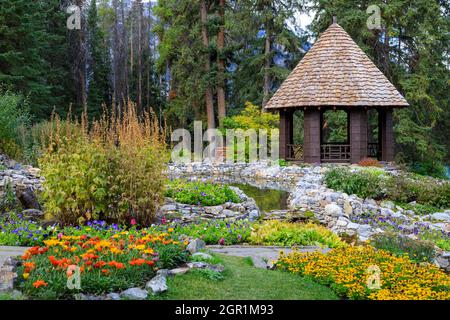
[40,103,168,226]
[249,220,346,248]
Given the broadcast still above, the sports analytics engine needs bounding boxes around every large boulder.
[120,288,148,300]
[16,186,41,210]
[186,238,206,254]
[146,275,168,294]
[324,203,343,217]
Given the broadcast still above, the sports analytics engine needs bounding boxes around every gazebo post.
[303,108,321,163]
[279,109,293,160]
[379,108,395,162]
[349,109,368,163]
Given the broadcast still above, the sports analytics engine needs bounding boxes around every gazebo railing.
[367,143,379,158]
[287,144,304,161]
[321,144,351,162]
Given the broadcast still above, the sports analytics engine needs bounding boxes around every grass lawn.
[154,254,339,300]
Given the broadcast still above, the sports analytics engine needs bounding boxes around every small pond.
[230,183,289,213]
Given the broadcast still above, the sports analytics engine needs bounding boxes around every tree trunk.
[137,0,143,113]
[262,24,271,110]
[216,0,226,127]
[200,0,215,129]
[76,0,87,113]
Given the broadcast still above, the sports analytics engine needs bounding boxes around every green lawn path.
[153,254,338,300]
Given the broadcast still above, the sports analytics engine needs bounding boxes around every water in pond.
[231,183,289,213]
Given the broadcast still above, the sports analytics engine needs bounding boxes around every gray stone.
[430,212,450,222]
[169,267,190,275]
[21,209,44,222]
[192,252,213,261]
[347,222,360,230]
[120,288,148,300]
[249,210,259,221]
[160,204,177,212]
[205,206,223,215]
[106,293,121,300]
[324,203,343,217]
[187,238,206,254]
[343,201,353,215]
[156,269,170,277]
[0,266,16,292]
[146,275,168,294]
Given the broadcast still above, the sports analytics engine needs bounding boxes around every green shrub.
[0,182,20,213]
[371,232,435,263]
[410,161,447,180]
[249,220,346,248]
[386,175,450,209]
[396,202,441,216]
[324,168,384,199]
[174,220,252,245]
[325,168,450,209]
[166,180,240,206]
[0,88,30,159]
[40,103,167,226]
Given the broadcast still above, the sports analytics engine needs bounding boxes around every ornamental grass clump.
[276,246,450,300]
[39,102,168,226]
[249,220,346,248]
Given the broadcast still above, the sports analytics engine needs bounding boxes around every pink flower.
[57,233,63,240]
[130,219,137,226]
[218,238,225,245]
[161,218,167,225]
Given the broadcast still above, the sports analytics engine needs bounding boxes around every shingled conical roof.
[265,23,409,109]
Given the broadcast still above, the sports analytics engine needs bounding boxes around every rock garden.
[0,108,449,301]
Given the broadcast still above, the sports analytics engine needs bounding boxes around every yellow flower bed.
[277,246,450,300]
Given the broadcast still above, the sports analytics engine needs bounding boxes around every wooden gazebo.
[265,21,409,163]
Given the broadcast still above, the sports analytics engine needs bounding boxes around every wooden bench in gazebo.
[265,19,409,164]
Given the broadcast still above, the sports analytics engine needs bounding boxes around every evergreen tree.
[0,0,69,120]
[87,0,112,119]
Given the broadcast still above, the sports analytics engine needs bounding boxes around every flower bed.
[276,246,450,300]
[16,229,188,299]
[166,179,241,206]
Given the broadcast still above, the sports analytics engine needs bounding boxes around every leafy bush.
[277,246,450,300]
[396,202,441,216]
[325,168,450,209]
[370,232,435,263]
[0,182,20,213]
[324,168,384,199]
[409,161,447,180]
[385,175,450,209]
[166,180,240,206]
[174,220,252,245]
[0,88,30,159]
[17,230,187,299]
[249,221,346,248]
[222,102,279,130]
[40,103,167,226]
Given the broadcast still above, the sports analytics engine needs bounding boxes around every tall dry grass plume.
[40,102,168,226]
